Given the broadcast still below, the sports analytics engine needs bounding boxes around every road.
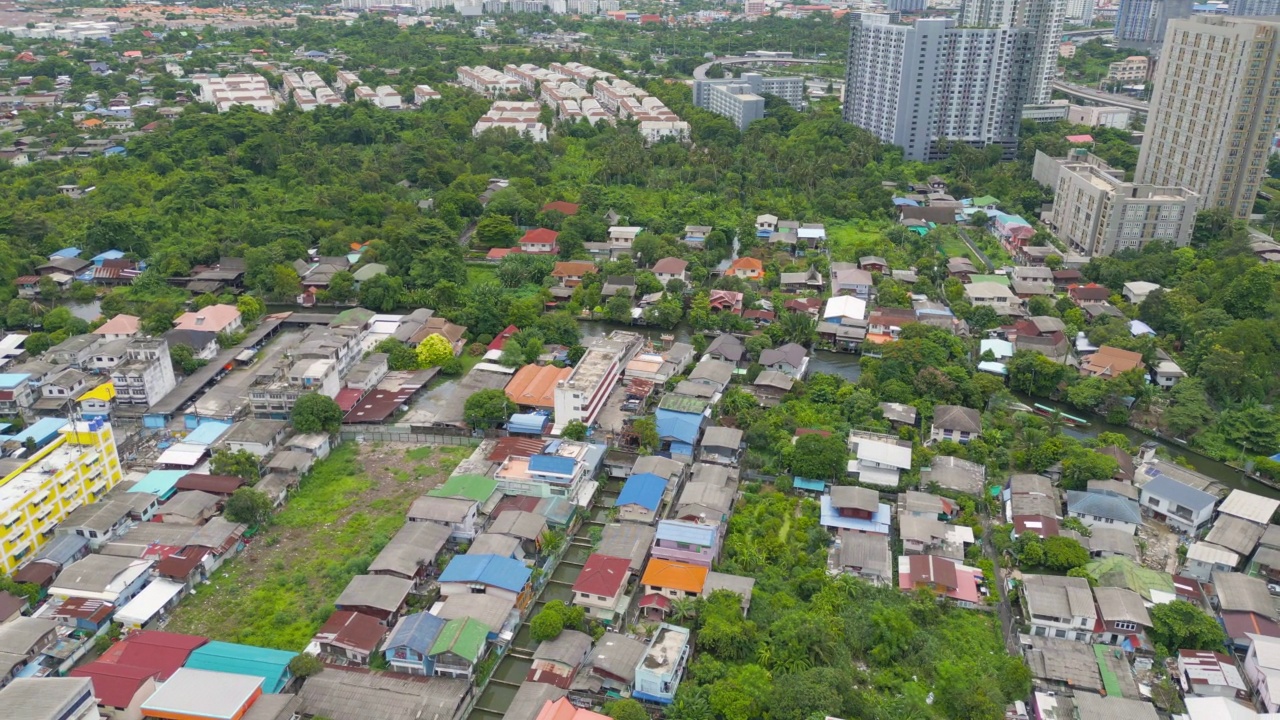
[982,521,1023,657]
[692,55,826,80]
[1050,81,1150,114]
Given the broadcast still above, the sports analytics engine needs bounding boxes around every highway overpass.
[1050,81,1150,114]
[693,55,826,80]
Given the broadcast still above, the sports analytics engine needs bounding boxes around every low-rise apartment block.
[0,419,123,574]
[189,74,278,113]
[457,66,523,97]
[692,73,805,130]
[108,337,177,407]
[474,101,548,142]
[1034,149,1198,257]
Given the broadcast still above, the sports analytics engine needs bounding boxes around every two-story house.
[571,554,633,626]
[1065,490,1143,535]
[726,257,763,280]
[314,610,387,667]
[1022,574,1097,642]
[639,559,708,619]
[518,228,559,255]
[383,612,445,676]
[758,343,809,379]
[703,334,746,367]
[652,257,688,286]
[1139,474,1219,536]
[550,261,597,296]
[682,226,711,247]
[1092,586,1152,647]
[830,264,874,300]
[632,624,691,705]
[929,405,982,445]
[963,282,1018,314]
[437,554,534,611]
[651,519,722,568]
[615,473,668,524]
[428,617,490,680]
[608,226,641,257]
[896,554,981,608]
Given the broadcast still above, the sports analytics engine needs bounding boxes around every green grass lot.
[826,220,890,263]
[166,442,470,650]
[937,235,982,266]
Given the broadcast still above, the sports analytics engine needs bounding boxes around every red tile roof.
[487,436,547,463]
[70,661,159,708]
[487,248,519,260]
[573,554,631,597]
[520,228,559,246]
[335,387,364,412]
[156,548,208,580]
[101,631,207,681]
[488,325,520,351]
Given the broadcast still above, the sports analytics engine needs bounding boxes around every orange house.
[727,257,764,280]
[639,558,708,617]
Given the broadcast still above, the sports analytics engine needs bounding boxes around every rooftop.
[141,667,263,720]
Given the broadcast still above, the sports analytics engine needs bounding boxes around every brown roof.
[505,364,571,410]
[155,548,209,580]
[13,561,58,586]
[1069,284,1111,302]
[487,437,546,463]
[551,261,597,278]
[1081,346,1144,378]
[0,592,25,620]
[652,257,688,274]
[318,611,387,653]
[411,318,466,345]
[908,554,958,589]
[174,474,245,495]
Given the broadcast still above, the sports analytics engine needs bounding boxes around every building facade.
[1136,15,1280,218]
[1114,0,1195,49]
[1034,150,1198,256]
[0,420,122,574]
[959,0,1066,104]
[843,15,1033,161]
[692,73,805,130]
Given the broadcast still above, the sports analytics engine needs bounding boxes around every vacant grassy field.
[937,235,982,265]
[826,220,890,263]
[166,442,471,650]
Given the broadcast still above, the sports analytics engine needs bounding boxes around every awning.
[114,578,185,629]
[155,443,207,467]
[639,594,670,610]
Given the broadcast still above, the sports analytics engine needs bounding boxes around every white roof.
[797,227,825,238]
[1187,541,1239,567]
[156,442,207,467]
[114,578,185,627]
[850,461,901,488]
[1218,489,1280,525]
[1250,633,1280,670]
[823,295,867,321]
[947,525,976,545]
[1123,281,1161,294]
[855,439,912,470]
[1184,696,1261,720]
[980,339,1014,359]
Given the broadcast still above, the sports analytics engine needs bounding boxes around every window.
[1113,621,1137,631]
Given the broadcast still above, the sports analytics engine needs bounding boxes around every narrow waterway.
[468,479,621,719]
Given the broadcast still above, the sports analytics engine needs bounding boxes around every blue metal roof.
[92,250,125,263]
[892,197,920,207]
[1139,474,1218,512]
[50,247,81,258]
[655,520,716,546]
[655,408,702,444]
[508,413,547,435]
[617,473,667,511]
[32,533,88,566]
[529,454,575,476]
[0,373,30,389]
[182,421,232,446]
[792,477,827,492]
[385,612,446,654]
[2,418,67,447]
[438,554,532,593]
[184,641,296,693]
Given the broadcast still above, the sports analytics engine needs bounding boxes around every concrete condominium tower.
[842,14,1033,161]
[959,0,1065,104]
[1135,15,1280,218]
[1114,0,1195,50]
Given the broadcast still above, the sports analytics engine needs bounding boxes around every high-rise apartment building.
[1114,0,1194,49]
[1065,0,1095,27]
[959,0,1064,104]
[842,15,1033,161]
[1231,0,1280,15]
[888,0,927,13]
[0,419,123,574]
[1033,149,1199,256]
[1135,15,1280,218]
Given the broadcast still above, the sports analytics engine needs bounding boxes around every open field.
[166,442,471,650]
[937,235,982,265]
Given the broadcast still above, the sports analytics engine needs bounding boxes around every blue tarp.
[529,454,575,476]
[438,554,531,593]
[892,197,920,207]
[656,408,702,444]
[617,473,667,511]
[819,496,892,534]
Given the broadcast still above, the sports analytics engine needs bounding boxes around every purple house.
[650,519,722,568]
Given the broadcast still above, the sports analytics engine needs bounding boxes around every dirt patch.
[165,441,471,650]
[1137,522,1180,574]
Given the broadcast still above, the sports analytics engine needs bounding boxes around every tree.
[1042,536,1090,571]
[170,343,205,375]
[358,274,404,313]
[464,388,515,430]
[562,420,588,441]
[209,448,261,483]
[1060,450,1121,490]
[605,293,632,323]
[1149,600,1228,656]
[789,433,846,481]
[632,416,659,452]
[223,487,273,526]
[530,600,576,641]
[373,337,420,371]
[475,214,518,248]
[415,334,454,368]
[603,699,648,720]
[288,653,324,679]
[237,295,264,322]
[291,393,343,434]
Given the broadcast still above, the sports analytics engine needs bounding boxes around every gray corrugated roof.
[297,667,469,720]
[1022,574,1097,621]
[1093,587,1151,626]
[586,634,648,684]
[335,575,413,613]
[1066,490,1142,525]
[0,678,95,720]
[837,531,890,578]
[1213,571,1277,619]
[369,522,450,576]
[532,630,592,666]
[1205,515,1267,557]
[1140,474,1218,512]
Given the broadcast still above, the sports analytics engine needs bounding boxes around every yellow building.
[0,420,123,574]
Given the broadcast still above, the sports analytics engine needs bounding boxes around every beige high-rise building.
[1136,15,1280,218]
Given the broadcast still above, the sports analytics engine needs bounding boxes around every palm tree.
[669,596,701,626]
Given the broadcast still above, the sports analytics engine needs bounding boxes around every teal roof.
[428,617,489,663]
[184,641,296,693]
[127,470,188,500]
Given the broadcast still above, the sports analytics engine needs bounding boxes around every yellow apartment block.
[0,421,122,574]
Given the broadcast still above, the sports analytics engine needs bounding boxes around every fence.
[338,426,484,447]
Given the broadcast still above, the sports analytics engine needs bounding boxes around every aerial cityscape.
[0,0,1277,718]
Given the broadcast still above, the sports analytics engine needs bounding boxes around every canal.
[467,479,621,719]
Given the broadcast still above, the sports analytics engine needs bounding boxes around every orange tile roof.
[505,364,572,409]
[729,257,763,274]
[641,558,708,594]
[535,698,610,720]
[551,261,597,278]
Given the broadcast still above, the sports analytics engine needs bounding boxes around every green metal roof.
[428,474,498,503]
[971,195,999,207]
[183,641,297,693]
[1093,644,1125,697]
[429,617,489,662]
[658,394,709,414]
